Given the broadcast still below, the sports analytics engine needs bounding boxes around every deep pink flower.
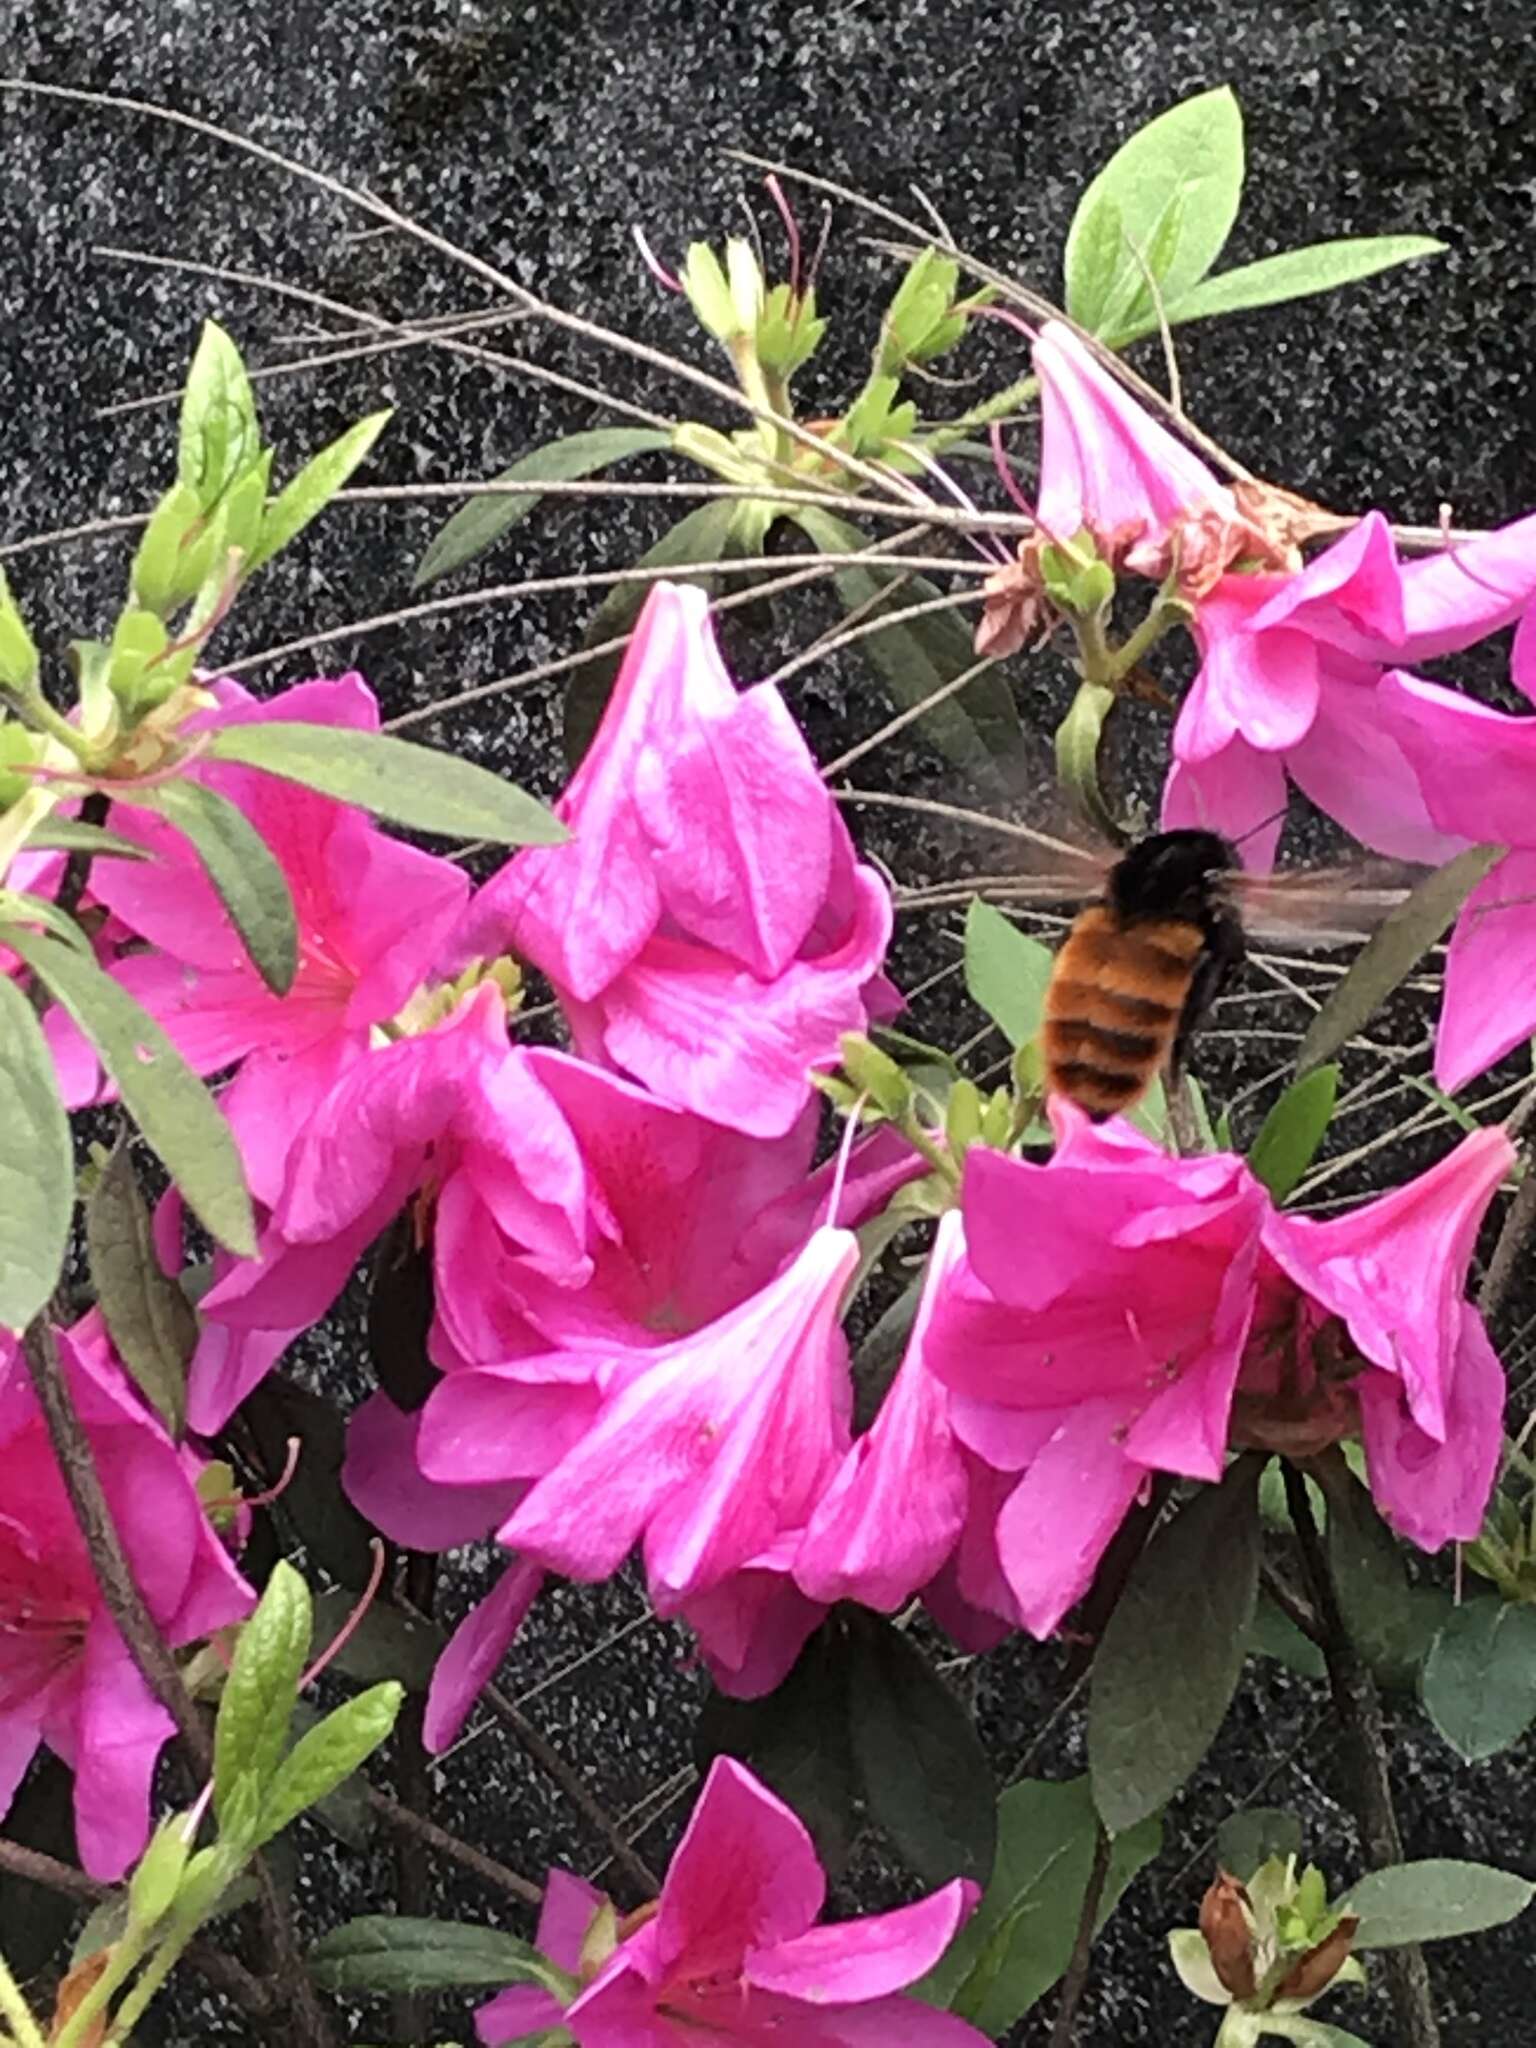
[494,1229,858,1625]
[478,1755,984,2047]
[464,581,894,1138]
[0,1321,253,1878]
[918,1107,1509,1636]
[1379,670,1536,1088]
[88,675,470,1205]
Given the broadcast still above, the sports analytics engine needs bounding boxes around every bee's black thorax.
[1105,830,1247,1086]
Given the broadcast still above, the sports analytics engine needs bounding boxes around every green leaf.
[918,1777,1159,2030]
[696,1622,861,1876]
[964,898,1054,1049]
[1090,1459,1262,1834]
[3,891,94,953]
[562,499,738,767]
[25,821,152,862]
[214,1561,313,1824]
[1298,846,1503,1072]
[1053,680,1122,844]
[178,320,260,505]
[309,1916,570,1996]
[846,1610,996,1886]
[1216,1807,1303,1883]
[1420,1598,1536,1762]
[248,409,393,574]
[85,1140,196,1435]
[0,564,40,690]
[1321,1463,1450,1690]
[1342,1859,1535,1949]
[415,428,674,587]
[1247,1065,1338,1203]
[5,926,256,1257]
[1248,1591,1327,1681]
[201,723,565,847]
[259,1682,403,1845]
[1065,86,1245,337]
[131,779,299,996]
[793,507,1027,783]
[309,1593,443,1695]
[242,1378,379,1589]
[1169,236,1446,325]
[0,973,72,1332]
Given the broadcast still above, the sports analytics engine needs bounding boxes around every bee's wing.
[1231,858,1424,947]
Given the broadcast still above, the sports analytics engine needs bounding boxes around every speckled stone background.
[2,2,1534,2044]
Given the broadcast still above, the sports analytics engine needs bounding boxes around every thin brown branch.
[363,1788,542,1908]
[1047,1822,1113,2048]
[1480,1164,1536,1328]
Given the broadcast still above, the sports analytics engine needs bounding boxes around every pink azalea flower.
[463,581,894,1138]
[920,1107,1509,1636]
[494,1229,858,1629]
[88,675,470,1204]
[476,1755,985,2047]
[0,1320,253,1879]
[1379,670,1536,1088]
[1164,510,1536,862]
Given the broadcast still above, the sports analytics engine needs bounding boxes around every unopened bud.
[1199,1870,1257,2000]
[1275,1915,1359,2005]
[127,1814,194,1930]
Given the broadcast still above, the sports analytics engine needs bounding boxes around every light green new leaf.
[0,973,72,1331]
[964,898,1053,1049]
[0,564,40,690]
[85,1140,197,1436]
[5,925,256,1257]
[247,409,393,574]
[178,320,260,505]
[202,723,565,847]
[131,779,299,996]
[1342,1859,1534,1949]
[1065,86,1245,336]
[214,1561,312,1823]
[415,427,674,586]
[309,1916,569,1996]
[258,1682,403,1846]
[1247,1064,1337,1203]
[1169,235,1446,325]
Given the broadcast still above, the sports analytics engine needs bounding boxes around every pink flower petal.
[1358,1306,1504,1551]
[992,1403,1147,1637]
[423,1557,545,1752]
[1434,851,1536,1092]
[747,1880,977,2003]
[342,1393,522,1550]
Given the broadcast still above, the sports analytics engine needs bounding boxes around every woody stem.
[1282,1463,1441,2048]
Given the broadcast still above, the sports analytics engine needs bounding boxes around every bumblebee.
[1042,828,1244,1120]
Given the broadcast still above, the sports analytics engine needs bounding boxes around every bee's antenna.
[1231,803,1290,850]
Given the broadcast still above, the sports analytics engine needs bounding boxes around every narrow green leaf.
[25,821,152,862]
[309,1916,569,1996]
[696,1622,860,1876]
[85,1140,196,1435]
[0,973,72,1331]
[1215,1807,1303,1884]
[5,926,256,1258]
[964,898,1054,1049]
[4,892,94,952]
[1090,1458,1262,1833]
[248,409,393,574]
[563,499,738,767]
[1065,86,1245,334]
[214,1562,313,1822]
[1342,1859,1535,1949]
[132,779,299,996]
[1420,1599,1536,1762]
[1169,236,1446,325]
[846,1610,996,1885]
[414,427,674,587]
[258,1682,403,1845]
[1298,846,1503,1072]
[202,723,565,847]
[1247,1065,1338,1203]
[1053,681,1121,845]
[918,1777,1159,2030]
[793,506,1027,782]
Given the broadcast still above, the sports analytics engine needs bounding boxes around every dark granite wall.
[2,2,1534,2043]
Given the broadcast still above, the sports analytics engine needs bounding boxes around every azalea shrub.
[4,77,1536,2048]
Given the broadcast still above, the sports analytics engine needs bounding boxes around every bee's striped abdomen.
[1043,906,1203,1118]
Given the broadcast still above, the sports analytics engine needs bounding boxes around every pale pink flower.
[480,1755,984,2047]
[463,581,894,1138]
[0,1321,253,1878]
[89,675,470,1205]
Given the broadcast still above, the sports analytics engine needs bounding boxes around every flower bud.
[127,1813,195,1931]
[1199,1870,1258,2000]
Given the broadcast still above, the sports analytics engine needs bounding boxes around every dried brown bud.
[1199,1869,1258,2000]
[1275,1915,1359,2005]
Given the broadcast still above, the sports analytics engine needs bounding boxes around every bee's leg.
[1169,909,1245,1086]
